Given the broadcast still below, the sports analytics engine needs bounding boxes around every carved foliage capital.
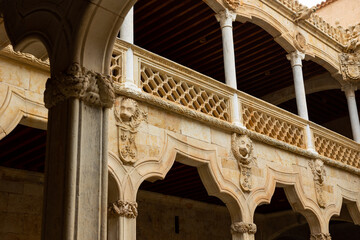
[310,233,331,240]
[44,63,115,109]
[215,8,236,28]
[114,96,147,165]
[231,133,256,192]
[231,222,257,234]
[309,159,326,208]
[108,200,138,218]
[339,52,360,83]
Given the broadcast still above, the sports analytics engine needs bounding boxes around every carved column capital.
[231,222,257,234]
[108,200,138,218]
[215,8,236,28]
[310,233,331,240]
[286,51,305,67]
[342,83,357,97]
[44,62,115,109]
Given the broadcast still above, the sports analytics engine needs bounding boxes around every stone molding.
[114,96,147,165]
[310,233,331,240]
[108,200,138,218]
[309,159,327,208]
[44,62,115,109]
[230,222,257,234]
[339,52,360,84]
[231,133,256,192]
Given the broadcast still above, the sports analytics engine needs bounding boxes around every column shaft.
[344,86,360,142]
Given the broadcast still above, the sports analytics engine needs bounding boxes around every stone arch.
[0,84,47,140]
[108,132,246,223]
[248,165,326,234]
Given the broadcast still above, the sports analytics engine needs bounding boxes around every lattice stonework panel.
[242,105,305,148]
[140,64,230,121]
[314,134,360,168]
[110,52,123,83]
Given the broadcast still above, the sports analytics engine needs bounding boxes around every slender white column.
[286,51,308,120]
[120,8,139,91]
[286,51,315,152]
[216,9,243,127]
[343,85,360,142]
[216,9,237,89]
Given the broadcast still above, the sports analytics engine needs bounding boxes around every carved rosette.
[223,0,242,10]
[339,52,360,83]
[108,200,138,218]
[231,222,257,234]
[309,159,326,208]
[114,97,147,165]
[44,62,115,109]
[294,32,307,52]
[310,233,331,240]
[231,133,256,192]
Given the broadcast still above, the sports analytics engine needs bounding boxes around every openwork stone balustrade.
[111,39,360,171]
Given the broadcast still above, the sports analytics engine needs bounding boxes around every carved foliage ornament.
[231,133,256,192]
[114,97,147,165]
[224,0,242,10]
[108,200,138,218]
[339,52,360,83]
[309,159,326,208]
[310,233,331,240]
[231,222,257,234]
[44,63,115,109]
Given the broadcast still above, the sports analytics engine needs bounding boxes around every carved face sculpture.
[120,98,137,122]
[238,135,252,159]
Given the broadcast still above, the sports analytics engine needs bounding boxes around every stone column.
[342,84,360,142]
[287,51,315,152]
[42,63,115,240]
[120,7,138,90]
[216,9,242,126]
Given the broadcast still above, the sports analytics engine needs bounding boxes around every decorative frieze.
[230,222,257,234]
[108,200,138,218]
[44,62,115,109]
[310,233,331,240]
[231,133,256,192]
[309,159,326,208]
[114,96,147,165]
[342,24,360,53]
[339,53,360,83]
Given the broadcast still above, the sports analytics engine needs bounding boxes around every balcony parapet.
[113,39,360,174]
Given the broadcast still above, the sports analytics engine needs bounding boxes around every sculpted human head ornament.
[232,133,254,165]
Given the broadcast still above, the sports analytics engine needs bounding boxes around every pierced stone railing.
[112,39,359,170]
[311,123,360,168]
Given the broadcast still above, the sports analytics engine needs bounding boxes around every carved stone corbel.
[310,233,331,240]
[44,62,115,109]
[231,222,257,234]
[114,97,147,165]
[108,200,138,218]
[339,52,360,83]
[231,133,256,192]
[308,159,326,208]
